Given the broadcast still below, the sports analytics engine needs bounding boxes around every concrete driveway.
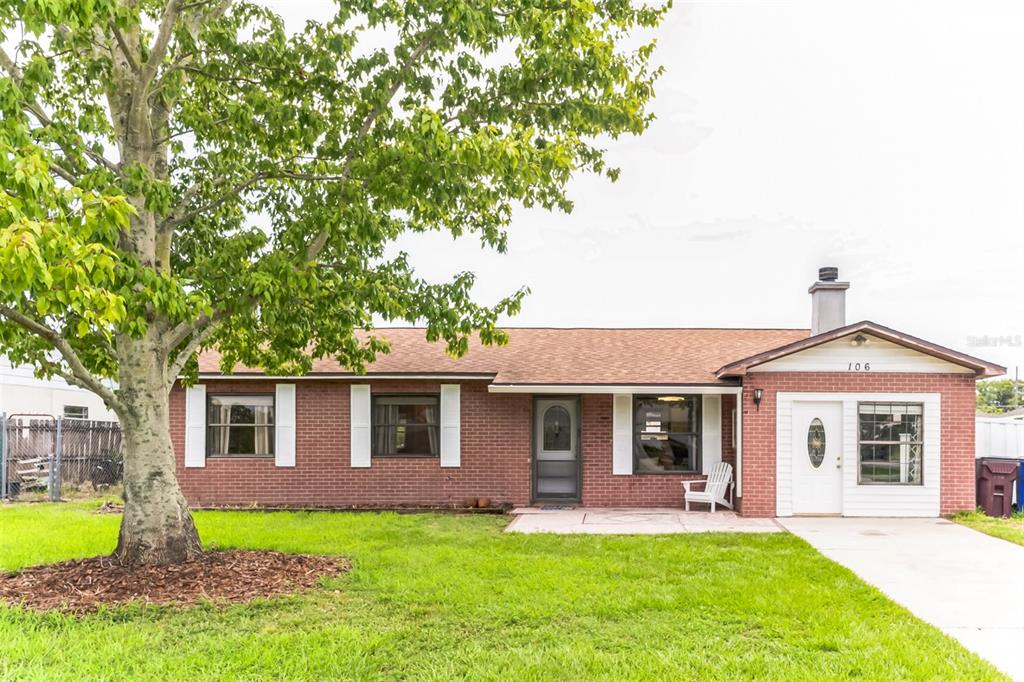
[780,517,1024,680]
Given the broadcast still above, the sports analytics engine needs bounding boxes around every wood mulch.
[0,550,350,614]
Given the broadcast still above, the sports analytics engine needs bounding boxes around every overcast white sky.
[271,0,1024,376]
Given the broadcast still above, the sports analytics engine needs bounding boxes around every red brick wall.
[738,372,977,518]
[171,383,739,509]
[172,380,533,508]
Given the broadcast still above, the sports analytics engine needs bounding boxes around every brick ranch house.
[172,268,1004,517]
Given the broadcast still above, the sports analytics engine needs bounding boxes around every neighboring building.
[0,359,118,421]
[172,268,1003,517]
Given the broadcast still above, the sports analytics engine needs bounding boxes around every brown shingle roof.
[198,327,810,385]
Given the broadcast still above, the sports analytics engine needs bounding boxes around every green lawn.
[954,509,1024,547]
[0,502,1004,681]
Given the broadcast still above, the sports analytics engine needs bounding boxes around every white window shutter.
[612,394,633,475]
[350,384,371,468]
[702,395,722,474]
[440,384,461,468]
[275,384,296,467]
[184,384,206,468]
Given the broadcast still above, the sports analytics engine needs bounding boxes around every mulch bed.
[0,550,350,614]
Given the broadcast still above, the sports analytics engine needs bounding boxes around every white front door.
[791,401,843,514]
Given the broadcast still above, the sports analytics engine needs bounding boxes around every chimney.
[809,266,849,335]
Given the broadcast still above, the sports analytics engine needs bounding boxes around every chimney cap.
[818,266,839,282]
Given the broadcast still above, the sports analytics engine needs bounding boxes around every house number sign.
[847,362,871,371]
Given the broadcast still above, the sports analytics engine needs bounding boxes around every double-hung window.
[633,395,701,473]
[858,402,923,485]
[207,394,275,457]
[373,395,440,457]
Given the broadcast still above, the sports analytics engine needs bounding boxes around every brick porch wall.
[172,380,533,508]
[578,394,737,507]
[737,372,977,517]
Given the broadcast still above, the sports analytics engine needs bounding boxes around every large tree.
[0,0,666,564]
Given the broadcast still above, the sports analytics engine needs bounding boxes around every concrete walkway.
[780,517,1024,681]
[506,507,782,534]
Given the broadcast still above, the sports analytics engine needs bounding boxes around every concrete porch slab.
[506,507,782,534]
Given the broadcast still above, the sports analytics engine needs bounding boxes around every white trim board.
[194,374,493,381]
[775,392,941,518]
[489,385,743,395]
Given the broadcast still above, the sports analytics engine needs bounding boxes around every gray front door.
[533,398,580,502]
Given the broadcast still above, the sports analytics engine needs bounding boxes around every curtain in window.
[254,404,272,455]
[216,404,231,454]
[426,404,439,454]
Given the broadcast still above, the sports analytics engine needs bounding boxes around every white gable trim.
[776,392,941,518]
[749,334,974,374]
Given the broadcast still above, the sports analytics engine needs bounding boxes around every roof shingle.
[198,327,810,385]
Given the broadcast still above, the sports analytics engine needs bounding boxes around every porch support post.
[736,389,743,498]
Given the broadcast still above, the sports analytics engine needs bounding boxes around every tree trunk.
[114,335,203,565]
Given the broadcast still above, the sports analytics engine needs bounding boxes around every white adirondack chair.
[682,462,734,512]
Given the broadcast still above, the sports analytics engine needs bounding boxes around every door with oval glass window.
[533,398,580,502]
[791,401,843,514]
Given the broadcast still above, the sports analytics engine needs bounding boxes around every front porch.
[503,387,746,508]
[505,507,781,534]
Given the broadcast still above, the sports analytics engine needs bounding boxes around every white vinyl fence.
[977,417,1024,459]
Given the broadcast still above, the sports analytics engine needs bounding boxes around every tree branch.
[165,310,213,351]
[109,22,141,75]
[167,321,219,384]
[0,46,20,82]
[158,0,233,86]
[142,0,183,88]
[160,171,267,232]
[1,46,121,176]
[303,29,438,262]
[48,159,79,184]
[0,306,124,413]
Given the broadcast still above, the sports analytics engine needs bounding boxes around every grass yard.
[0,502,1005,681]
[954,509,1024,547]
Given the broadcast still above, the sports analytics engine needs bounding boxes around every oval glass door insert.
[807,418,826,468]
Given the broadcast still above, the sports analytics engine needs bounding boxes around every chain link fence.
[0,413,123,500]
